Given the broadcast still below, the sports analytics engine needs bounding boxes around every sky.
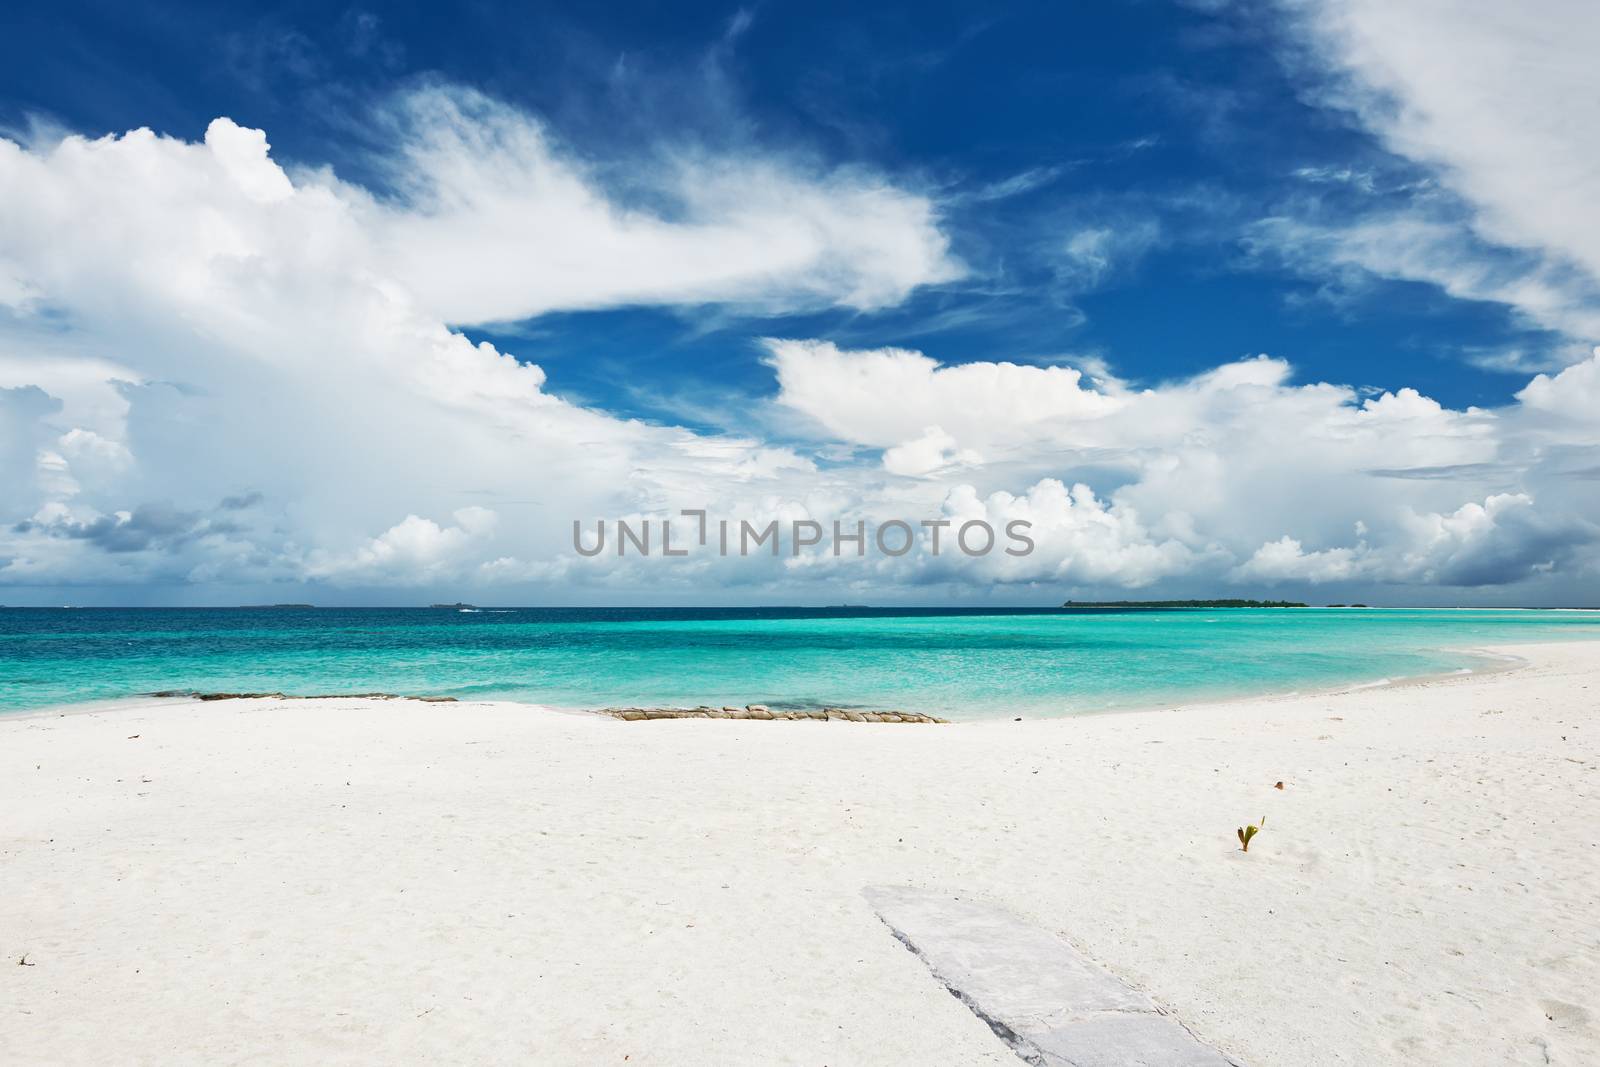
[0,0,1597,606]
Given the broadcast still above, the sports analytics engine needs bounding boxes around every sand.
[2,641,1597,1066]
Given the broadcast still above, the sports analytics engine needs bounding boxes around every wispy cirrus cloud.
[1260,0,1600,364]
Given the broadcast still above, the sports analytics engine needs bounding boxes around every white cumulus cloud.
[365,86,961,325]
[1,85,1597,603]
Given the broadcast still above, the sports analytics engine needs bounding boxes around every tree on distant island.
[1060,599,1309,609]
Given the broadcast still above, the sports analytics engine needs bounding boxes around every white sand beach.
[3,641,1597,1066]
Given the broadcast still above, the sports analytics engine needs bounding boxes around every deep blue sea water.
[1,606,1596,719]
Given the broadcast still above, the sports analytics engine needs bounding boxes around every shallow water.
[1,606,1596,718]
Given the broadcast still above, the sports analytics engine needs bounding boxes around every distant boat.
[430,603,479,610]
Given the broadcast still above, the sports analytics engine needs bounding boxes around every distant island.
[1061,599,1308,609]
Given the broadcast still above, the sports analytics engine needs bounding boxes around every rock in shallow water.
[595,704,946,724]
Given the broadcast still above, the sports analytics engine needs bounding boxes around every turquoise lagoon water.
[1,606,1596,719]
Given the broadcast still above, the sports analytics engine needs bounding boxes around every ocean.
[1,606,1596,718]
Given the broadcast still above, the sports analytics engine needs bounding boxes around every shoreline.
[4,641,1597,1065]
[0,636,1565,726]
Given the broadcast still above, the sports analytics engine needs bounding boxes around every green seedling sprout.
[1237,814,1266,852]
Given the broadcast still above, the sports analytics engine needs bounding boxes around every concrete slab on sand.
[865,886,1243,1067]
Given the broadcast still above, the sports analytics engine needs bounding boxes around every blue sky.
[1,0,1598,604]
[3,0,1558,415]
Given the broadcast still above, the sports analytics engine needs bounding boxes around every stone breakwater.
[142,692,943,722]
[597,704,946,724]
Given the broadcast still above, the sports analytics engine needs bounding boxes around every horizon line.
[4,603,1599,611]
